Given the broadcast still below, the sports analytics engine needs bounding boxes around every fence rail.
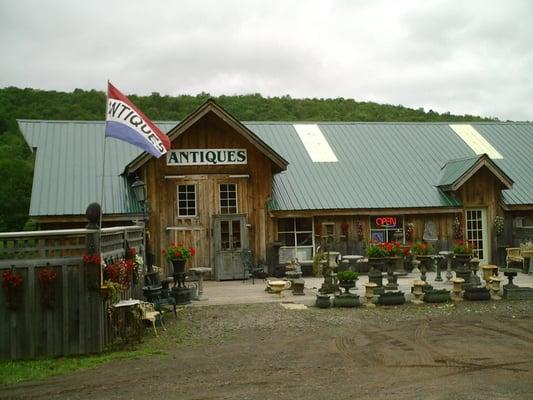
[0,226,145,360]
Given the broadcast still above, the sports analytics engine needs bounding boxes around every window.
[177,184,197,217]
[220,183,237,214]
[277,218,314,262]
[369,215,404,243]
[322,223,334,237]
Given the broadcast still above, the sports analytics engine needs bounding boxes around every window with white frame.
[277,217,314,262]
[177,184,197,217]
[219,183,237,214]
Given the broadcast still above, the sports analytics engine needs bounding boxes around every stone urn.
[378,291,406,306]
[333,293,360,308]
[268,280,291,298]
[423,289,451,303]
[172,258,187,288]
[463,286,491,301]
[316,293,331,308]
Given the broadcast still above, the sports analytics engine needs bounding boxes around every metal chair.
[506,247,525,270]
[241,249,265,284]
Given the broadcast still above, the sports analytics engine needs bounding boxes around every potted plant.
[409,241,435,257]
[163,242,196,277]
[336,270,359,293]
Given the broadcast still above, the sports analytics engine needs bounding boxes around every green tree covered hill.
[0,86,495,231]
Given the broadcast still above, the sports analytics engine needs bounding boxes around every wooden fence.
[0,226,144,360]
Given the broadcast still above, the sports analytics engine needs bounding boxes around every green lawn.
[0,346,165,385]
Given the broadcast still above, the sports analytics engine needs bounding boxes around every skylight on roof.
[449,124,503,159]
[293,124,338,162]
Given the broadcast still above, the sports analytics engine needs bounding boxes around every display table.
[110,299,142,344]
[521,248,533,275]
[342,255,364,272]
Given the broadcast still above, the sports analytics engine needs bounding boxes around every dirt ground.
[2,300,533,400]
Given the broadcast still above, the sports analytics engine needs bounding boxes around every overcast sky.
[1,0,532,121]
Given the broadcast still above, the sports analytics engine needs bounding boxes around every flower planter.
[423,289,451,303]
[315,294,331,308]
[463,287,491,301]
[378,291,405,306]
[333,294,360,308]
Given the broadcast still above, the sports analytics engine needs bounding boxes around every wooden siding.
[0,226,144,360]
[142,112,276,274]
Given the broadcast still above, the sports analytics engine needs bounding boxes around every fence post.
[85,203,104,353]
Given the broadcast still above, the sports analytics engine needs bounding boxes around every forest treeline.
[0,86,495,231]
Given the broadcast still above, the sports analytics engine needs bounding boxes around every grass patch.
[0,346,165,386]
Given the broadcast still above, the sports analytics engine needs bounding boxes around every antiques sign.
[167,149,247,166]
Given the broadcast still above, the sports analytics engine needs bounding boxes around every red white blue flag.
[105,82,171,158]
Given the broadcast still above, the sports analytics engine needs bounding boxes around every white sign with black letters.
[167,149,247,166]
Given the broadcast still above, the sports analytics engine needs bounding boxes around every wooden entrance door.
[213,214,248,280]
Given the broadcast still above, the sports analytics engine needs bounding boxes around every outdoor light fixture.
[131,177,146,204]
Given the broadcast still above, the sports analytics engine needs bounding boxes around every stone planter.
[333,294,360,308]
[171,286,191,305]
[338,280,356,294]
[316,294,331,308]
[463,287,491,301]
[378,291,405,306]
[423,289,451,303]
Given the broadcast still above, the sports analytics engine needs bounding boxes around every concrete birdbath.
[189,267,212,301]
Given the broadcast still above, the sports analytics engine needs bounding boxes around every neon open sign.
[375,217,397,228]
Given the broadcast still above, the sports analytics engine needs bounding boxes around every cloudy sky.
[1,0,532,120]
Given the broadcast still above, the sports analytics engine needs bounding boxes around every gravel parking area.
[2,299,533,400]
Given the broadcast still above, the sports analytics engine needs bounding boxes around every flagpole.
[99,81,109,262]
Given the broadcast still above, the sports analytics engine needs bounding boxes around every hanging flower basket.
[2,269,23,310]
[37,267,58,309]
[83,253,102,290]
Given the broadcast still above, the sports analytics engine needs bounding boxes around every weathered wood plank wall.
[0,226,144,360]
[142,113,275,274]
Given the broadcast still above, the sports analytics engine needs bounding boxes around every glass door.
[213,214,247,280]
[465,209,489,264]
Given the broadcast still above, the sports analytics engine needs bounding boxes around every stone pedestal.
[364,282,378,308]
[412,280,426,305]
[189,267,211,301]
[439,251,454,284]
[292,278,305,295]
[489,276,502,300]
[451,278,465,302]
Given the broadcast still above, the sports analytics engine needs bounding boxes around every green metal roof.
[18,120,533,217]
[257,122,533,210]
[18,120,145,216]
[438,156,480,188]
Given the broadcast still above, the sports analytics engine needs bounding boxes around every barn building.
[18,100,533,278]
